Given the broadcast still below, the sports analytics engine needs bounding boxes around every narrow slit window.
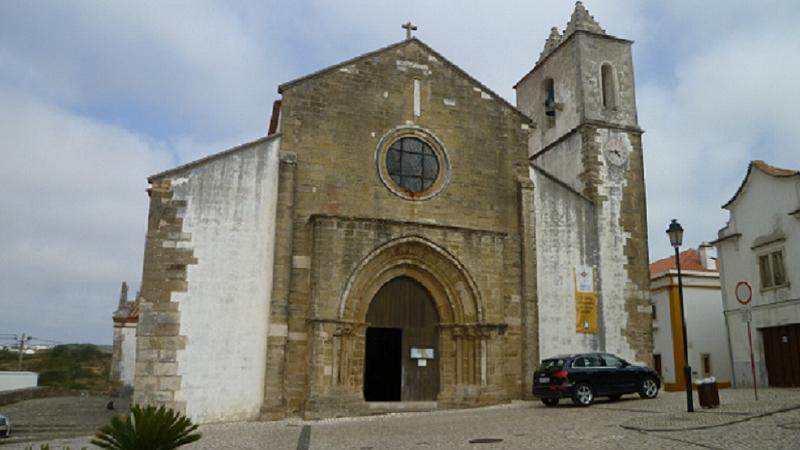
[543,78,556,117]
[701,353,712,376]
[601,63,617,109]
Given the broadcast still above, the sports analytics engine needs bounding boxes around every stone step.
[366,401,438,414]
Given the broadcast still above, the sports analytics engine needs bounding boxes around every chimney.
[698,242,716,270]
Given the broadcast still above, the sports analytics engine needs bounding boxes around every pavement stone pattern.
[0,395,130,447]
[2,388,800,449]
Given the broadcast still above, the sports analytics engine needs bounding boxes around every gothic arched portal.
[327,236,498,404]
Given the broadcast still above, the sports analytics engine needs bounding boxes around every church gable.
[277,38,531,233]
[279,38,530,123]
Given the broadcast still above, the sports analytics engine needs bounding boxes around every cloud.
[639,4,800,259]
[0,1,284,139]
[0,86,170,343]
[286,0,645,104]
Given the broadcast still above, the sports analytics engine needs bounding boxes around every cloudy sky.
[1,0,797,344]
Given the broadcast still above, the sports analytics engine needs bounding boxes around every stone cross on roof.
[402,22,418,40]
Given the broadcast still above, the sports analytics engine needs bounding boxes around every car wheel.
[541,398,559,407]
[638,377,659,399]
[608,394,622,401]
[572,383,594,406]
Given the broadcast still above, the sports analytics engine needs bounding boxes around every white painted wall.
[0,372,37,391]
[532,167,600,359]
[650,288,675,383]
[716,167,800,386]
[592,128,636,363]
[168,136,280,423]
[531,128,640,364]
[651,271,732,385]
[684,278,732,383]
[530,133,585,194]
[117,325,137,388]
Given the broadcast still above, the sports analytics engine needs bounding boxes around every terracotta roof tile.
[649,248,717,275]
[753,160,799,177]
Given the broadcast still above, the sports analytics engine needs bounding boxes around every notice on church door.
[575,265,598,334]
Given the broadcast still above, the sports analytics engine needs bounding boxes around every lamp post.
[667,219,694,412]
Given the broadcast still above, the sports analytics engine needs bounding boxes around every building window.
[376,126,451,201]
[601,354,626,368]
[601,63,617,109]
[701,353,712,377]
[759,249,787,289]
[386,137,439,193]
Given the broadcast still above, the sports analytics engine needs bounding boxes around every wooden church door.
[364,276,440,401]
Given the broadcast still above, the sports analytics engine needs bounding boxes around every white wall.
[530,133,585,194]
[531,129,640,364]
[532,167,600,358]
[651,271,732,386]
[167,136,280,423]
[592,129,636,363]
[650,288,675,383]
[117,325,137,388]
[685,281,732,383]
[717,167,800,386]
[0,372,37,391]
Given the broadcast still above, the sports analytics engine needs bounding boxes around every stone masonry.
[119,2,653,423]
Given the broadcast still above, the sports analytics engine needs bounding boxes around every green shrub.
[92,405,201,450]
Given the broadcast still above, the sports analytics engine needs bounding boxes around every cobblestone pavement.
[4,389,800,449]
[0,396,129,448]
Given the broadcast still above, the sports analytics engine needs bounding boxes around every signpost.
[736,280,757,401]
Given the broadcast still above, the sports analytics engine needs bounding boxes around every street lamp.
[667,219,694,413]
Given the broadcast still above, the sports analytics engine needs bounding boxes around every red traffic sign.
[735,281,753,305]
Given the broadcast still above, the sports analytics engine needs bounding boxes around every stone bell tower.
[515,2,653,364]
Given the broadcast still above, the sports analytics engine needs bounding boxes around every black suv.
[533,352,660,407]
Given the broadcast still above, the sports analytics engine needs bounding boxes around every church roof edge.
[278,38,532,123]
[721,160,800,209]
[278,39,410,93]
[148,133,280,182]
[530,163,594,205]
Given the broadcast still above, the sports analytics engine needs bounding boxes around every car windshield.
[537,359,565,371]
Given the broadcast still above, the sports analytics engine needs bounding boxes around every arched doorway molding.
[337,236,484,325]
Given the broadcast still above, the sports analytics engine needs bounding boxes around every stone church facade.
[112,3,652,423]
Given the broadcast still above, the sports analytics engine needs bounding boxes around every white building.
[0,372,38,392]
[714,160,800,387]
[650,244,732,390]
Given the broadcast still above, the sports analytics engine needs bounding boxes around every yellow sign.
[575,292,598,333]
[575,267,598,334]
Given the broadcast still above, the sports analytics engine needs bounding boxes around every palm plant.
[92,405,201,450]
